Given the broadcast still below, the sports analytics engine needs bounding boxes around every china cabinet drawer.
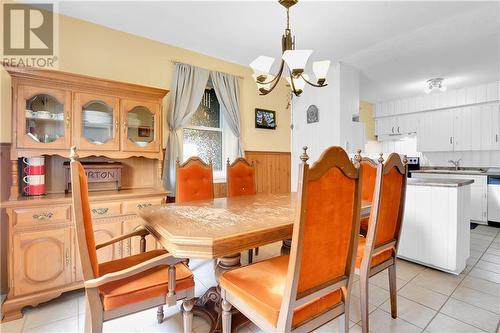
[89,201,122,218]
[123,197,164,214]
[13,206,71,227]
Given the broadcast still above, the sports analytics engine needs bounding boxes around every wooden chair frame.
[226,157,259,263]
[69,148,195,333]
[356,153,408,333]
[221,146,362,333]
[175,156,214,201]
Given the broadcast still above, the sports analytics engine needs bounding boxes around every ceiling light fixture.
[249,0,330,97]
[424,78,447,94]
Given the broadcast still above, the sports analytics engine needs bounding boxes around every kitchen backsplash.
[366,136,500,167]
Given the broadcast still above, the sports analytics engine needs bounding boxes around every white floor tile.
[368,271,408,291]
[351,282,390,307]
[460,275,500,297]
[23,297,78,330]
[469,267,500,284]
[367,309,421,333]
[426,313,485,333]
[441,298,500,333]
[380,296,436,329]
[348,295,376,323]
[452,286,500,314]
[23,316,80,333]
[398,283,448,311]
[411,268,464,296]
[476,260,500,274]
[481,253,500,265]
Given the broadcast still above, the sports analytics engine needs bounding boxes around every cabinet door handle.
[123,121,127,134]
[91,207,109,215]
[397,126,400,133]
[65,248,71,266]
[32,212,53,220]
[496,134,498,143]
[392,126,394,134]
[450,137,453,144]
[65,113,71,128]
[115,120,119,133]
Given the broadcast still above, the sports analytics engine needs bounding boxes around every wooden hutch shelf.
[1,67,169,322]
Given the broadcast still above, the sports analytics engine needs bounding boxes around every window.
[182,84,237,181]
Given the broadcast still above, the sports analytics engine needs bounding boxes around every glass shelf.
[25,94,64,144]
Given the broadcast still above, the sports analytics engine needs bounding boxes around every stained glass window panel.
[183,128,222,170]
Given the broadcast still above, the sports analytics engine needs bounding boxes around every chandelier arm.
[300,73,328,88]
[259,60,286,95]
[256,63,284,85]
[289,69,301,97]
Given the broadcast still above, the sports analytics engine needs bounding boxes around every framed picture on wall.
[255,108,276,130]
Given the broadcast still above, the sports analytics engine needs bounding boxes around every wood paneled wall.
[245,151,291,194]
[1,143,12,294]
[213,151,291,198]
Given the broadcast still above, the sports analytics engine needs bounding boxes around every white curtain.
[210,71,243,156]
[163,63,209,191]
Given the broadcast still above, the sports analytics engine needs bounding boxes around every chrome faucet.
[448,158,462,171]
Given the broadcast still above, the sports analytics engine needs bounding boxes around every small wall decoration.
[138,126,151,137]
[255,108,276,129]
[307,104,319,123]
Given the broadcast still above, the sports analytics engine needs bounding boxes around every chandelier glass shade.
[249,0,331,97]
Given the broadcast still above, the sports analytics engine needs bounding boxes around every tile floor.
[1,225,500,333]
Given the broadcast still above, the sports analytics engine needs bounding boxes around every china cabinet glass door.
[121,99,160,152]
[18,85,71,149]
[74,93,120,151]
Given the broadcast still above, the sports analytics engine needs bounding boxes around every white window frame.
[182,97,237,183]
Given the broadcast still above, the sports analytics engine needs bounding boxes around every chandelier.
[249,0,331,97]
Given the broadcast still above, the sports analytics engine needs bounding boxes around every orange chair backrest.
[226,158,256,197]
[360,158,378,203]
[370,153,408,250]
[176,157,214,203]
[278,146,361,331]
[70,159,99,279]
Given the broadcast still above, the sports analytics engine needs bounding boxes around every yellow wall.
[359,100,375,141]
[0,13,291,152]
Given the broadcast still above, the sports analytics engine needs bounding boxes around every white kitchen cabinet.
[486,82,499,102]
[417,109,454,152]
[411,172,488,224]
[480,103,500,150]
[399,182,470,274]
[453,106,481,151]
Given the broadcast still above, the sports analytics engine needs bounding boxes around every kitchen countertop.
[408,178,474,187]
[411,168,500,176]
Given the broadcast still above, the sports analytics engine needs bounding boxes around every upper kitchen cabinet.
[480,103,500,150]
[17,85,72,150]
[73,93,120,151]
[121,100,161,153]
[417,109,454,152]
[6,67,167,159]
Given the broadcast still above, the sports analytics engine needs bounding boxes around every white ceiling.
[53,1,500,103]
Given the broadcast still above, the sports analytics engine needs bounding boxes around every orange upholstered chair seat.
[227,162,256,197]
[98,249,194,311]
[219,255,343,327]
[355,236,393,269]
[176,163,214,203]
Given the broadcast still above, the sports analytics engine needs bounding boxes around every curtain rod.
[170,60,245,79]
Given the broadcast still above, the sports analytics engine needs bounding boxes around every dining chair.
[69,147,195,333]
[176,156,214,203]
[226,157,259,263]
[353,149,379,236]
[355,153,408,333]
[220,146,362,333]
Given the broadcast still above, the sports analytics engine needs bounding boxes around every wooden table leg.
[190,253,249,333]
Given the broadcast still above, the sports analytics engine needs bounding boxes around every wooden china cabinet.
[1,67,169,322]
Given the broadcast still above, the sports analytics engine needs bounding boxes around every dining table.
[138,193,372,333]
